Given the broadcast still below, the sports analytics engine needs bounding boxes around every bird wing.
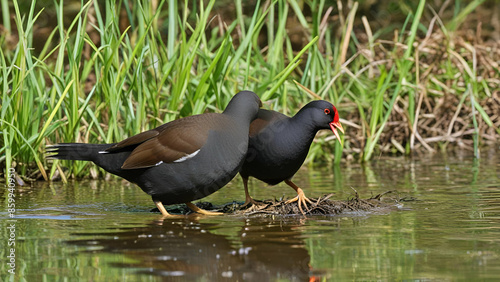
[249,109,288,137]
[105,130,160,152]
[115,114,217,169]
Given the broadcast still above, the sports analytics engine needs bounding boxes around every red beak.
[329,121,345,146]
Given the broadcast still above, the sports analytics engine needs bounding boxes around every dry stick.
[318,6,334,52]
[320,50,367,98]
[294,80,322,100]
[338,2,358,67]
[410,88,435,152]
[445,48,477,143]
[371,190,394,200]
[391,138,405,154]
[337,118,361,129]
[460,41,478,78]
[411,15,439,151]
[447,92,467,138]
[217,14,225,37]
[449,49,475,78]
[411,89,424,148]
[361,15,374,79]
[425,128,475,143]
[56,164,67,183]
[430,77,455,94]
[438,0,453,17]
[342,66,364,86]
[411,48,421,150]
[320,193,335,203]
[320,6,333,30]
[355,59,391,77]
[414,130,435,152]
[337,0,344,28]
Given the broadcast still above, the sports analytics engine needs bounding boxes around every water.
[1,150,500,281]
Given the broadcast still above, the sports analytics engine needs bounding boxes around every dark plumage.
[239,100,344,214]
[47,91,262,216]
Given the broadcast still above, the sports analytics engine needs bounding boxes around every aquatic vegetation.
[1,0,498,179]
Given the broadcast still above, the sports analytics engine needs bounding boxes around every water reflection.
[67,217,319,280]
[2,151,500,280]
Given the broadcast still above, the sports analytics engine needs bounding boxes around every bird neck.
[223,109,254,127]
[283,117,318,153]
[222,100,257,126]
[290,110,321,138]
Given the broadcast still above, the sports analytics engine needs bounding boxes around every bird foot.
[153,201,187,217]
[285,193,314,215]
[240,197,267,208]
[241,201,271,214]
[186,202,223,215]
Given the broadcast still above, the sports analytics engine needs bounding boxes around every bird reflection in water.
[67,217,325,281]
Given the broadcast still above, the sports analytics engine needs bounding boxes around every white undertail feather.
[173,149,200,163]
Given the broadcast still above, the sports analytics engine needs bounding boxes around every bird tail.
[46,143,111,162]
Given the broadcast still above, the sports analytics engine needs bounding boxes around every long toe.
[240,201,271,214]
[241,197,266,209]
[186,202,223,215]
[298,195,314,215]
[285,193,314,215]
[283,180,315,215]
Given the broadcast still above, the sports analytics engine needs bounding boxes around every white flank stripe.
[173,149,200,163]
[98,151,109,154]
[155,161,164,166]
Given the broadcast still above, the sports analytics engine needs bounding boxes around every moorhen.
[239,100,344,214]
[47,91,262,216]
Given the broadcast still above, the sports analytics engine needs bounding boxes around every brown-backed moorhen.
[239,100,344,214]
[47,91,262,216]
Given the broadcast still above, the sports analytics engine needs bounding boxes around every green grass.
[0,0,498,179]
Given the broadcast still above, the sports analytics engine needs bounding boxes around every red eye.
[324,108,330,115]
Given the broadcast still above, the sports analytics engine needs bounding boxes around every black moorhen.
[47,91,262,216]
[239,100,344,214]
